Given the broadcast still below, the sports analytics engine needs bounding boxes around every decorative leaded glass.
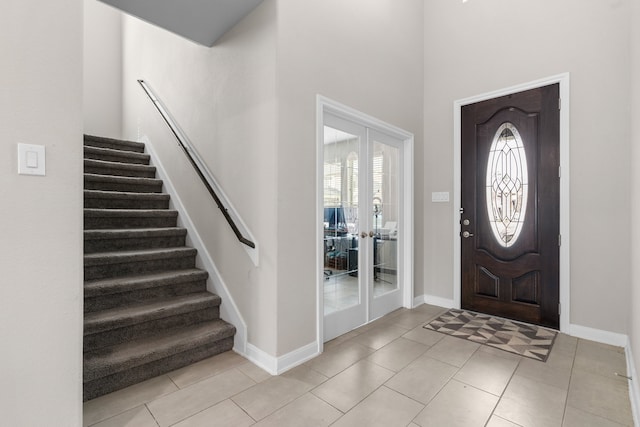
[486,122,528,247]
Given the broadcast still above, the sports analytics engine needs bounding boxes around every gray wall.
[275,0,425,355]
[423,0,631,334]
[1,0,83,425]
[84,0,123,138]
[630,0,640,397]
[122,0,280,354]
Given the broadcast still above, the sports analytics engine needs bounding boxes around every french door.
[322,113,404,341]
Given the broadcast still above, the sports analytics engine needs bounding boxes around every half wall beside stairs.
[83,134,236,401]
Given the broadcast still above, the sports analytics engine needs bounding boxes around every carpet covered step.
[84,146,150,165]
[84,159,157,178]
[84,227,187,253]
[84,135,146,153]
[84,208,178,230]
[84,190,170,210]
[84,174,163,193]
[83,134,236,400]
[83,319,235,401]
[84,269,208,313]
[84,293,221,351]
[84,247,197,280]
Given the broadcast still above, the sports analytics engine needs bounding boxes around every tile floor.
[84,304,635,427]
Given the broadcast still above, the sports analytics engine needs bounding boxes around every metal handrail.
[138,79,255,249]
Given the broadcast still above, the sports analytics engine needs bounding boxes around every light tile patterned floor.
[84,304,635,427]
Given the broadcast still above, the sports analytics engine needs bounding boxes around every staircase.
[83,135,236,401]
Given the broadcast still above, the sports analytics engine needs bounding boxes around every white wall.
[122,0,279,354]
[84,0,123,138]
[0,0,83,425]
[276,0,425,354]
[424,0,631,334]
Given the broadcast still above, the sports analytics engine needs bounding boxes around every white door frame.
[452,73,571,332]
[316,95,414,352]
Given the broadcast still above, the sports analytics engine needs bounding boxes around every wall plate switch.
[431,191,450,202]
[18,143,46,176]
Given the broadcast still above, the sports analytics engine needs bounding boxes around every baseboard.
[423,294,456,309]
[569,323,628,347]
[245,341,319,376]
[143,137,248,355]
[625,342,640,427]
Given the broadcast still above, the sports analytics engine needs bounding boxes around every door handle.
[369,231,375,238]
[360,231,368,238]
[462,231,474,238]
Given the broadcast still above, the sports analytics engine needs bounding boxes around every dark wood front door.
[461,84,560,329]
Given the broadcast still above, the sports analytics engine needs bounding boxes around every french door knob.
[360,231,368,238]
[369,231,375,238]
[462,231,474,238]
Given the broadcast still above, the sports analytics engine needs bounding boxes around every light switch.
[18,143,46,176]
[26,150,38,168]
[432,191,450,203]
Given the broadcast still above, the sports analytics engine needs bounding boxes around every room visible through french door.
[322,111,406,342]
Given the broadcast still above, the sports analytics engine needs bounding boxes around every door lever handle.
[462,231,474,238]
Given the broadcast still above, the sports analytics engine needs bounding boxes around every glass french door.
[323,113,403,342]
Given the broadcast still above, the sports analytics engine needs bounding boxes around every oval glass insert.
[486,122,528,247]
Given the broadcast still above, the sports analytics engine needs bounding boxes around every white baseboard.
[569,323,628,347]
[625,342,640,427]
[423,294,456,309]
[143,137,248,354]
[245,341,319,376]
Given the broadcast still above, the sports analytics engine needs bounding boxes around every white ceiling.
[99,0,264,47]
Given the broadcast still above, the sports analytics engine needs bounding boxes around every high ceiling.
[99,0,264,47]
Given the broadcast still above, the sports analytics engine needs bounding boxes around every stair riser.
[84,164,156,178]
[85,255,196,280]
[84,181,163,193]
[83,336,234,401]
[84,216,177,230]
[84,138,145,153]
[84,280,207,313]
[84,197,170,210]
[84,235,186,254]
[84,307,220,352]
[84,151,150,165]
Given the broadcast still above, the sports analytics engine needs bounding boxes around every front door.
[461,84,560,329]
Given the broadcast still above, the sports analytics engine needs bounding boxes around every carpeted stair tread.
[84,174,163,193]
[83,319,236,383]
[85,227,186,241]
[84,292,221,335]
[84,135,146,153]
[84,159,157,178]
[84,190,170,210]
[84,227,187,253]
[84,208,178,230]
[84,247,197,267]
[84,146,150,165]
[84,269,208,298]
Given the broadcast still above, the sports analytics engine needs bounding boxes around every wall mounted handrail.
[138,79,256,249]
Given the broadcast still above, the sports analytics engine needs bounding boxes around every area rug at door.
[423,309,557,362]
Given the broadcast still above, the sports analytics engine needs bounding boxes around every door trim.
[453,73,570,332]
[316,95,414,353]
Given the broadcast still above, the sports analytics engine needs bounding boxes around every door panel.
[369,130,402,319]
[323,116,367,341]
[461,84,560,329]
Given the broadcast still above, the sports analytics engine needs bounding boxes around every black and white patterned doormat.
[424,309,557,362]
